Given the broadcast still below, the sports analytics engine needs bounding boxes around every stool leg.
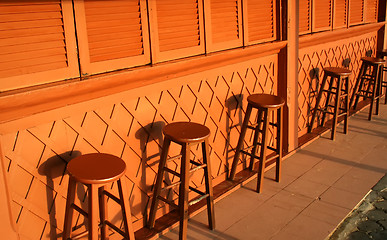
[63,177,77,240]
[308,73,329,132]
[249,109,264,171]
[344,76,349,134]
[98,186,108,240]
[229,104,253,180]
[383,68,387,104]
[321,76,335,126]
[88,184,99,240]
[202,139,215,230]
[179,143,190,240]
[368,66,379,120]
[256,109,269,193]
[148,138,171,228]
[350,63,366,109]
[276,107,283,182]
[375,65,382,115]
[331,77,342,140]
[118,178,135,240]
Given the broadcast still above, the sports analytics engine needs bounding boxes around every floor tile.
[299,159,351,186]
[320,186,366,210]
[284,176,330,199]
[300,199,351,225]
[270,215,336,240]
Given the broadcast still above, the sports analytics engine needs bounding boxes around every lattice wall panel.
[298,32,377,136]
[2,56,277,238]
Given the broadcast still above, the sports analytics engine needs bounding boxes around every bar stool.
[147,122,215,240]
[350,57,385,120]
[377,49,387,104]
[63,153,135,240]
[229,93,285,193]
[308,67,351,140]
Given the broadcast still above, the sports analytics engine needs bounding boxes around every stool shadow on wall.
[38,150,81,240]
[135,121,169,226]
[225,94,245,176]
[342,58,351,69]
[307,67,321,128]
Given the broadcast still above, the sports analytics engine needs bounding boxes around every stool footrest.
[71,203,88,217]
[161,181,181,191]
[322,89,337,95]
[316,108,335,115]
[103,190,120,204]
[240,150,259,159]
[189,193,210,206]
[190,160,202,166]
[355,93,372,98]
[71,230,89,240]
[164,167,180,177]
[247,125,259,130]
[189,163,207,173]
[362,74,374,79]
[167,154,182,162]
[266,154,280,162]
[158,196,178,209]
[105,220,126,237]
[189,186,206,196]
[267,145,278,152]
[248,122,279,129]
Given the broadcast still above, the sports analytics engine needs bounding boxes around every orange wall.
[0,9,385,238]
[0,52,279,238]
[298,30,378,137]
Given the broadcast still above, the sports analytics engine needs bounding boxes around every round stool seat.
[361,57,385,65]
[67,153,126,185]
[324,67,351,77]
[163,121,210,144]
[247,93,285,109]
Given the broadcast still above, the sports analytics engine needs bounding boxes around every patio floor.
[155,102,387,240]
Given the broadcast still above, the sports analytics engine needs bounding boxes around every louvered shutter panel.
[333,0,348,29]
[299,0,311,34]
[0,1,78,91]
[349,0,364,25]
[312,0,332,32]
[244,0,276,45]
[204,0,242,52]
[364,0,378,23]
[74,0,150,76]
[148,0,205,63]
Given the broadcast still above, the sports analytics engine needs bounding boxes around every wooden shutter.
[299,0,311,34]
[364,0,378,23]
[0,1,78,92]
[243,0,276,45]
[349,0,364,26]
[333,0,348,29]
[312,0,332,32]
[204,0,242,52]
[74,0,150,76]
[148,0,205,63]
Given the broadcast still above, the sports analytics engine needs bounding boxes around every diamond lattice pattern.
[2,56,277,238]
[298,32,377,136]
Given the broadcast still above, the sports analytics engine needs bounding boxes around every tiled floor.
[156,103,387,240]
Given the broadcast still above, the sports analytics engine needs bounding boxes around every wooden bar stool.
[147,122,215,240]
[63,153,135,240]
[350,57,385,120]
[229,93,285,193]
[308,67,351,140]
[377,49,387,104]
